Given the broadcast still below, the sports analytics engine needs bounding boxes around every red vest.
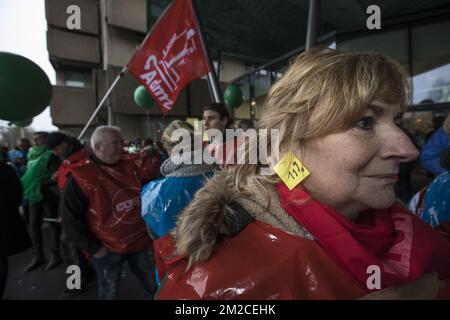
[58,148,90,190]
[71,154,159,253]
[155,220,367,299]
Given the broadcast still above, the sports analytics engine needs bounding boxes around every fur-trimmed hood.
[173,170,313,268]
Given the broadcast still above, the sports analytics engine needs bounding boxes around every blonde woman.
[154,50,450,299]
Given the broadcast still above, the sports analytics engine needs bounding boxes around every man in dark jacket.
[0,162,31,299]
[46,132,93,294]
[45,132,89,190]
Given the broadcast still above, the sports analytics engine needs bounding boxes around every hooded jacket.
[154,171,367,299]
[141,152,217,238]
[20,145,53,204]
[0,162,31,258]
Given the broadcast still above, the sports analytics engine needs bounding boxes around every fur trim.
[160,153,217,177]
[174,171,236,268]
[174,171,311,269]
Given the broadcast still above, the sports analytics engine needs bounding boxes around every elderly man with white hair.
[60,126,160,300]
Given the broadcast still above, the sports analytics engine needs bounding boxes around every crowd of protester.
[1,50,450,300]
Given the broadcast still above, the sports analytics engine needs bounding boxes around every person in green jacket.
[21,132,62,272]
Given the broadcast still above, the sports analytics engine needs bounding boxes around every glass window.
[411,21,450,104]
[252,69,271,98]
[57,70,92,88]
[403,110,449,148]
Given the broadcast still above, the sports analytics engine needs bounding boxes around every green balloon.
[134,85,155,109]
[0,52,52,122]
[224,84,243,109]
[13,118,33,127]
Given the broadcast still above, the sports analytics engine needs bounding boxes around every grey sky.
[0,0,57,131]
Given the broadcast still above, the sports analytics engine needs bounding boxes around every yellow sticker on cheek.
[273,152,310,190]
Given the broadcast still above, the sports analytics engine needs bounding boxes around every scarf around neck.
[275,183,450,293]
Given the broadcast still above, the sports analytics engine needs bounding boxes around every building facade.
[46,0,450,142]
[45,0,251,141]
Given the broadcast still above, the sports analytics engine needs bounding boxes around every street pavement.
[3,225,148,300]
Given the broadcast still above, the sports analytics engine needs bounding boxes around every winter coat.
[154,171,366,299]
[420,127,450,176]
[0,163,31,258]
[20,145,53,204]
[141,154,216,238]
[422,170,450,239]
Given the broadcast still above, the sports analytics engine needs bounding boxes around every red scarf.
[276,183,450,291]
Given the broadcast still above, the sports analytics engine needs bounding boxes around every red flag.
[128,0,211,114]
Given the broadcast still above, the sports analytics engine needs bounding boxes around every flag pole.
[191,0,223,104]
[78,0,179,140]
[78,66,127,140]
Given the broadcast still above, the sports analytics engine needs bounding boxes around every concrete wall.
[106,0,147,33]
[47,28,100,64]
[45,0,99,35]
[106,27,139,67]
[50,86,96,126]
[114,114,144,139]
[107,67,228,118]
[110,71,189,117]
[220,58,247,82]
[45,0,251,138]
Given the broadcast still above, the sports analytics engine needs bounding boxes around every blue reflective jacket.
[141,169,214,238]
[420,127,450,176]
[422,170,450,228]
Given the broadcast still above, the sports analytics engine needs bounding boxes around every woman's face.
[297,100,419,219]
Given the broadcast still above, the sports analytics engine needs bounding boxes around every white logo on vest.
[111,187,142,225]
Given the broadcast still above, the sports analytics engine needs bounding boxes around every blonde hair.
[229,49,411,200]
[161,120,194,152]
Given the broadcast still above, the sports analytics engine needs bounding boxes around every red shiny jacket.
[155,220,367,299]
[57,147,90,190]
[70,153,159,253]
